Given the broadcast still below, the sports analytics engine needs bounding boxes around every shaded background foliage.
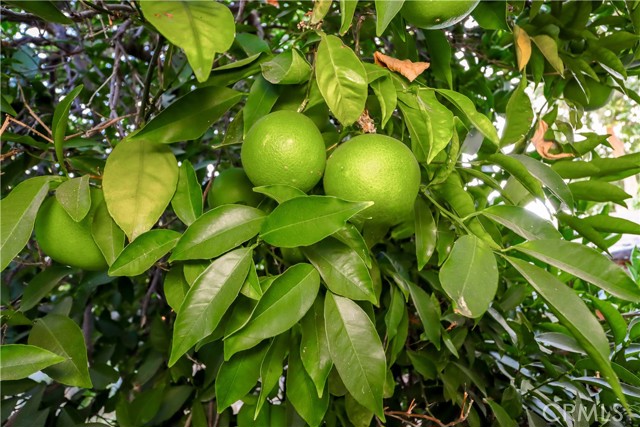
[1,1,640,426]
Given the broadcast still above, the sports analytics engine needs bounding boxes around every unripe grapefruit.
[563,78,613,111]
[207,167,263,208]
[401,0,480,29]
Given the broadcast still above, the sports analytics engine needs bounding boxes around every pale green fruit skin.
[241,111,326,192]
[207,168,264,208]
[323,134,421,226]
[35,188,108,271]
[563,78,613,111]
[401,0,480,29]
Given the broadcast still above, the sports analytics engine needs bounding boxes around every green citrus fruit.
[241,111,326,192]
[207,167,264,208]
[323,134,421,225]
[401,0,480,29]
[35,188,108,271]
[563,78,613,111]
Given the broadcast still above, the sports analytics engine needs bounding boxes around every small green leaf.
[163,266,190,313]
[332,223,372,268]
[568,181,631,206]
[375,0,405,36]
[20,266,72,312]
[28,314,92,388]
[501,78,534,146]
[407,282,441,349]
[581,214,640,235]
[260,196,372,247]
[55,176,91,222]
[91,197,125,266]
[487,153,545,200]
[482,205,561,241]
[52,85,83,175]
[5,1,72,23]
[588,44,627,80]
[243,76,279,136]
[299,295,333,398]
[0,344,66,381]
[424,30,453,88]
[108,230,180,277]
[215,343,268,412]
[1,94,17,116]
[471,0,508,30]
[339,0,358,34]
[255,333,289,419]
[261,49,312,85]
[415,197,437,270]
[439,235,498,318]
[170,205,265,261]
[436,89,500,146]
[485,399,518,427]
[531,35,564,74]
[370,76,397,128]
[587,296,627,345]
[171,160,203,226]
[253,184,306,204]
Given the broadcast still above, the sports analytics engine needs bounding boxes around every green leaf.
[581,214,640,235]
[588,44,627,80]
[424,30,453,88]
[52,85,83,175]
[140,1,235,82]
[103,139,179,241]
[300,295,333,398]
[471,0,508,30]
[375,0,405,36]
[28,314,92,388]
[55,176,91,222]
[20,266,72,312]
[261,49,311,85]
[108,230,180,277]
[1,176,52,271]
[510,154,574,209]
[436,89,500,146]
[487,153,545,200]
[485,399,518,427]
[332,223,372,268]
[587,295,627,345]
[240,263,262,300]
[370,76,397,128]
[170,205,265,261]
[507,257,628,410]
[131,87,242,144]
[1,94,17,116]
[531,35,564,74]
[568,181,631,206]
[169,247,253,366]
[439,235,498,318]
[91,197,125,266]
[339,0,358,34]
[163,266,189,312]
[260,196,372,247]
[513,240,640,302]
[482,205,561,241]
[243,76,279,136]
[311,0,333,24]
[325,293,386,418]
[316,34,368,126]
[215,343,268,412]
[557,212,611,253]
[171,160,202,226]
[415,197,437,270]
[407,282,441,349]
[253,184,306,204]
[287,335,329,427]
[255,333,290,419]
[5,1,72,23]
[0,344,66,381]
[224,263,320,359]
[552,155,640,181]
[501,78,533,146]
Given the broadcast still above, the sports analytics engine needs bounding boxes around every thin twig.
[384,393,474,427]
[18,85,52,135]
[2,116,54,143]
[65,114,134,140]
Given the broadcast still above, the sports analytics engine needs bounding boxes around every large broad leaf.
[302,238,376,303]
[510,154,574,209]
[0,344,66,381]
[131,87,242,144]
[513,240,640,302]
[439,235,499,318]
[316,34,367,126]
[170,205,265,261]
[171,160,202,226]
[375,0,405,36]
[261,49,311,85]
[215,343,268,412]
[325,293,386,418]
[482,205,561,241]
[5,1,72,23]
[531,35,564,74]
[108,230,181,277]
[224,264,320,359]
[300,295,333,398]
[52,85,83,175]
[414,197,437,270]
[103,138,179,241]
[255,333,290,418]
[20,266,72,312]
[0,176,53,271]
[260,196,372,247]
[501,78,533,146]
[507,257,628,410]
[169,247,253,366]
[487,153,545,200]
[581,214,640,235]
[28,314,92,388]
[339,0,358,34]
[55,175,91,222]
[436,89,500,146]
[140,1,235,82]
[91,198,125,266]
[332,223,372,268]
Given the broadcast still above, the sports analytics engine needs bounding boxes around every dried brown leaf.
[373,52,430,82]
[531,120,574,160]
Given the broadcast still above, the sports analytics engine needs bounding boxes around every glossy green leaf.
[215,343,268,412]
[415,197,437,270]
[164,266,190,312]
[52,85,83,174]
[384,284,404,343]
[261,49,311,85]
[5,1,72,23]
[108,230,180,277]
[486,399,518,427]
[482,205,561,241]
[170,205,265,261]
[55,176,91,222]
[587,295,627,345]
[531,35,564,74]
[472,0,508,30]
[557,212,610,253]
[439,235,498,318]
[140,1,235,82]
[370,76,397,128]
[436,89,500,146]
[511,154,574,209]
[103,139,179,241]
[507,257,627,410]
[28,314,92,388]
[240,262,262,300]
[316,34,367,126]
[407,282,441,349]
[375,0,404,36]
[253,184,306,204]
[287,335,329,427]
[501,78,533,146]
[1,176,52,271]
[487,153,545,200]
[131,87,242,144]
[171,160,202,226]
[255,333,290,419]
[303,238,375,303]
[581,214,640,235]
[589,44,627,79]
[311,0,333,24]
[325,293,386,418]
[345,391,374,427]
[260,196,372,247]
[300,295,332,397]
[0,344,66,381]
[243,76,279,135]
[169,247,253,366]
[20,266,72,312]
[568,181,631,206]
[1,94,17,116]
[424,30,453,88]
[339,0,358,34]
[224,263,320,359]
[332,223,372,268]
[91,197,125,266]
[513,239,640,302]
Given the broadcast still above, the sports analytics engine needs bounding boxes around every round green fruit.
[35,188,108,271]
[563,78,613,111]
[241,111,326,192]
[323,134,421,226]
[207,167,264,208]
[401,0,480,29]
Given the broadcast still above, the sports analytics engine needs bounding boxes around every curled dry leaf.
[531,120,574,160]
[513,25,532,72]
[266,0,279,7]
[373,52,430,82]
[357,110,376,134]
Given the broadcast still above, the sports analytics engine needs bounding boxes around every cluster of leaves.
[1,1,640,426]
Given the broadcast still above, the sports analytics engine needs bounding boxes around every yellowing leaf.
[513,25,531,72]
[373,52,430,82]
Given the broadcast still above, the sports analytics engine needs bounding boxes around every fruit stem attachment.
[421,191,473,235]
